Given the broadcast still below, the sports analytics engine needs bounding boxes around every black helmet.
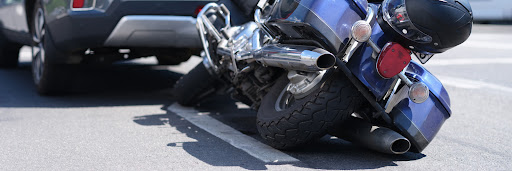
[377,0,473,53]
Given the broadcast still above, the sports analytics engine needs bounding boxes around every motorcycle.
[173,0,471,154]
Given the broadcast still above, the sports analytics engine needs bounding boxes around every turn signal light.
[351,20,372,42]
[409,82,429,103]
[376,42,411,79]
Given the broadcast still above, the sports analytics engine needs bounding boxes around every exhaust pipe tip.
[333,118,413,155]
[316,54,336,69]
[390,138,411,154]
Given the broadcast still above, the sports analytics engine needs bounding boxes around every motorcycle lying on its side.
[173,0,473,154]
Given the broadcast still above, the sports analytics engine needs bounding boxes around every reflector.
[376,42,411,79]
[72,0,84,8]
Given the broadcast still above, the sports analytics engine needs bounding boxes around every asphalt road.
[1,24,511,170]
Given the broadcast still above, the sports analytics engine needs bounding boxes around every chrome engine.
[196,4,336,109]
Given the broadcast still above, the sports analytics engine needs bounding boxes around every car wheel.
[256,69,363,150]
[31,3,70,95]
[0,36,21,68]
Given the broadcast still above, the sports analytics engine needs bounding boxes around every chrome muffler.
[253,44,336,72]
[332,118,411,154]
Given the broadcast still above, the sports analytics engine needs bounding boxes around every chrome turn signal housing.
[409,82,429,103]
[351,20,372,42]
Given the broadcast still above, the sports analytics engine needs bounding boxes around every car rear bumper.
[44,0,214,53]
[103,15,200,48]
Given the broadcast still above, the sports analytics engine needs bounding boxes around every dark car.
[0,0,215,94]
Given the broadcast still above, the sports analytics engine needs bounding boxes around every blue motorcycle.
[173,0,473,154]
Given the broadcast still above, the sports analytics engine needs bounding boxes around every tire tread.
[257,71,363,149]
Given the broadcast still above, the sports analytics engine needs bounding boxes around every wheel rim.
[32,8,45,84]
[275,84,297,111]
[274,71,326,111]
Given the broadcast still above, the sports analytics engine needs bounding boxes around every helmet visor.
[382,0,432,43]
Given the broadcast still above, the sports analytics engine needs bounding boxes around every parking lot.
[1,24,511,170]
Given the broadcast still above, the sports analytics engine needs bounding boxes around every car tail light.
[195,6,205,16]
[72,0,84,8]
[72,0,95,10]
[376,42,411,79]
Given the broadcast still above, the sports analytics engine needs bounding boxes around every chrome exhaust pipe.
[332,118,411,154]
[253,44,336,72]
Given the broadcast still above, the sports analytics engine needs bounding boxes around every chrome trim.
[257,0,269,9]
[383,77,400,100]
[103,15,200,48]
[342,7,375,62]
[219,4,231,32]
[365,7,375,23]
[368,39,381,53]
[202,56,216,76]
[254,9,274,39]
[286,70,326,99]
[342,39,361,62]
[200,15,222,41]
[253,45,336,72]
[398,70,413,87]
[384,78,401,113]
[196,3,223,73]
[384,83,409,113]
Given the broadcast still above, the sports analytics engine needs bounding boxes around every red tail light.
[72,0,84,8]
[376,42,411,79]
[194,6,205,16]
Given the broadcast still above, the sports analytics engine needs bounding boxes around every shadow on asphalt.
[133,95,426,170]
[134,112,271,170]
[0,62,181,108]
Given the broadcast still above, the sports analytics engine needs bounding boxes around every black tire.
[0,37,21,68]
[31,2,71,95]
[173,63,218,106]
[156,48,192,65]
[256,70,363,149]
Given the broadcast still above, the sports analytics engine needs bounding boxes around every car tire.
[31,2,71,95]
[256,70,363,150]
[0,36,21,68]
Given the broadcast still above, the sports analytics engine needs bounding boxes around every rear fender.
[390,61,451,152]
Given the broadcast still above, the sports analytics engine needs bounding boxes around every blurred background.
[470,0,512,22]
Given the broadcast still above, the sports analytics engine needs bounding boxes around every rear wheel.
[31,3,71,95]
[256,70,363,149]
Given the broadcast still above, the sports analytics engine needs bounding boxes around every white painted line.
[437,75,512,93]
[461,41,512,50]
[167,103,300,163]
[426,58,512,66]
[468,33,512,41]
